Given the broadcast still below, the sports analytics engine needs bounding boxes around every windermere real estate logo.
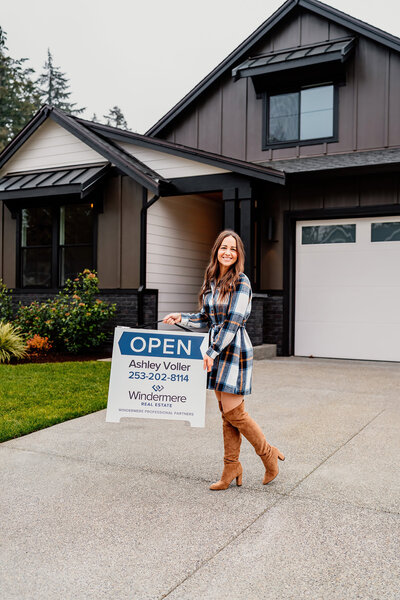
[106,327,208,427]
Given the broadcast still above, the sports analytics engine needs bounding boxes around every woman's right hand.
[162,313,182,325]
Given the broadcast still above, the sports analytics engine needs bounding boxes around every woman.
[163,230,285,490]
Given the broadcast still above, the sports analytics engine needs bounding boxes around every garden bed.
[11,351,111,364]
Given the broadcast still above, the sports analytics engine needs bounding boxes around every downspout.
[138,188,160,327]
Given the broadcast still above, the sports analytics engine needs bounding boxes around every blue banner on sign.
[118,331,203,359]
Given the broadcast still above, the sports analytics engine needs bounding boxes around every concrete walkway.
[1,357,399,600]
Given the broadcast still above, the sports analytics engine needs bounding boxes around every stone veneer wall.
[263,295,283,355]
[242,294,284,354]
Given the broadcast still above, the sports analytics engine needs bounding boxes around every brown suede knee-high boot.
[210,401,243,490]
[223,401,285,485]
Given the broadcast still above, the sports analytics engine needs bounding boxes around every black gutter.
[138,189,160,327]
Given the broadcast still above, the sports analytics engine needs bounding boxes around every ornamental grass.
[0,322,27,363]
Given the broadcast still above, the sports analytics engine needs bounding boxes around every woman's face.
[217,235,238,273]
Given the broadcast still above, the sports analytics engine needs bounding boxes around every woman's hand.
[203,354,214,372]
[162,313,182,325]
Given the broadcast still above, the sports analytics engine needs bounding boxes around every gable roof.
[146,0,400,137]
[0,105,166,194]
[0,106,285,189]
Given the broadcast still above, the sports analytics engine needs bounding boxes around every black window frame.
[15,195,98,290]
[262,83,339,150]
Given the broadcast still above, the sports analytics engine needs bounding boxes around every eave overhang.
[78,119,286,186]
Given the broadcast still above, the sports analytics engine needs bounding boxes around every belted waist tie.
[208,321,247,346]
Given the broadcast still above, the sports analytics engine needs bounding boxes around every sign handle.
[136,318,192,333]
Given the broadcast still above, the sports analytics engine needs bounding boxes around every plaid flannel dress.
[180,273,253,395]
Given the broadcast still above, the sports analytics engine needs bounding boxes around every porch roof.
[0,164,109,200]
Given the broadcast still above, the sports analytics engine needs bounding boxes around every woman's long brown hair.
[198,230,245,306]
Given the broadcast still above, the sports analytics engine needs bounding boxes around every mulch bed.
[9,352,111,365]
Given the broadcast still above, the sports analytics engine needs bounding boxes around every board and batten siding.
[0,120,107,177]
[116,141,229,179]
[0,202,16,287]
[97,175,142,289]
[160,8,400,162]
[146,194,223,325]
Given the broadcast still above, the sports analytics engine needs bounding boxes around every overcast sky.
[2,0,400,134]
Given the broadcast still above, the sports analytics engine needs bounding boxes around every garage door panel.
[296,285,400,324]
[297,252,363,287]
[295,321,400,362]
[295,216,400,362]
[297,251,400,288]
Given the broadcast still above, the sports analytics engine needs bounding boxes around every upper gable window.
[264,84,337,149]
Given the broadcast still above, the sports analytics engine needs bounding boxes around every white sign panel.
[106,327,208,427]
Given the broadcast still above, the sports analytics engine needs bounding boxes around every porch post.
[222,188,237,230]
[239,190,254,284]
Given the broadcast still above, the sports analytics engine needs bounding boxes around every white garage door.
[295,215,400,361]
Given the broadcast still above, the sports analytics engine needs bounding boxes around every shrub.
[26,334,53,358]
[16,270,116,354]
[16,300,57,341]
[0,322,27,363]
[0,279,13,323]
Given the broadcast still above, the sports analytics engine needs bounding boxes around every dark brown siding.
[0,201,3,281]
[198,85,222,154]
[2,204,16,288]
[97,174,142,289]
[388,52,400,146]
[221,76,247,160]
[161,8,400,163]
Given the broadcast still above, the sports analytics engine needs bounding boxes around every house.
[1,0,400,361]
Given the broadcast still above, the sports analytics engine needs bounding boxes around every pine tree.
[0,27,41,151]
[37,49,84,114]
[103,105,129,129]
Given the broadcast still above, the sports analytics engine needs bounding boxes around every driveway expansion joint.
[284,408,387,497]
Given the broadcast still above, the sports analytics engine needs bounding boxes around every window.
[371,222,400,242]
[19,203,95,288]
[302,224,356,245]
[265,84,337,148]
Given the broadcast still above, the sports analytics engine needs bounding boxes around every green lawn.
[0,361,111,442]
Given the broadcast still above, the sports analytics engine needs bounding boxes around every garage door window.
[371,222,400,242]
[302,224,356,245]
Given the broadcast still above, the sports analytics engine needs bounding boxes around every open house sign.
[106,327,208,427]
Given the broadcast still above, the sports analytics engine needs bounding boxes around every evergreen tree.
[0,27,41,151]
[37,49,84,114]
[103,105,129,129]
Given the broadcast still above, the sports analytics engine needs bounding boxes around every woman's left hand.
[203,355,214,372]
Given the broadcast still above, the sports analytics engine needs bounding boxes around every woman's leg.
[222,400,285,485]
[220,392,243,413]
[210,391,242,490]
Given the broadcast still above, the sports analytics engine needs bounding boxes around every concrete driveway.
[1,357,399,599]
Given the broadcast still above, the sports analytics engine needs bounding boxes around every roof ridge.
[146,0,400,137]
